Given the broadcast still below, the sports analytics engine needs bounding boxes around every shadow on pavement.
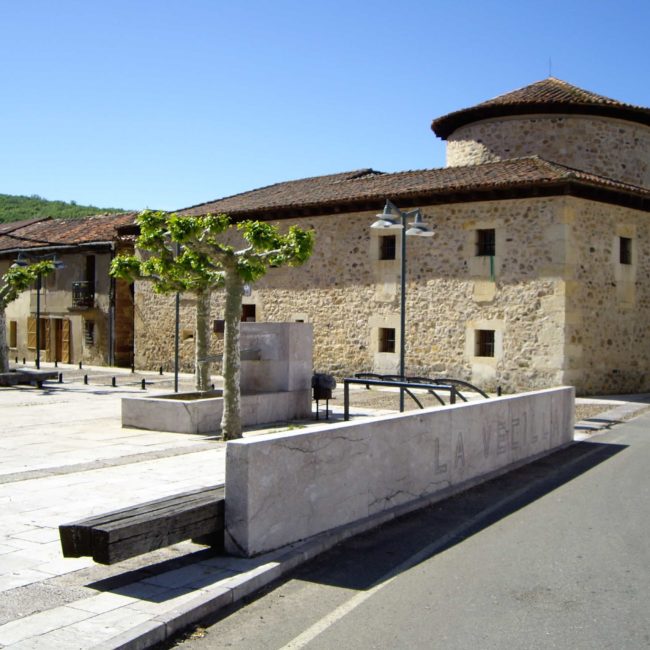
[79,441,625,611]
[281,440,627,593]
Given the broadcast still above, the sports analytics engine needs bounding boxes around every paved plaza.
[0,364,648,649]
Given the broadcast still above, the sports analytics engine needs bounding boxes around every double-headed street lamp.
[13,253,65,369]
[371,200,434,411]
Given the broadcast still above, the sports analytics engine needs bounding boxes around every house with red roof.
[0,213,137,368]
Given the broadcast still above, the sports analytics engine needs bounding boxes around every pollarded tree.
[0,261,56,373]
[168,213,314,440]
[110,211,314,440]
[109,210,224,392]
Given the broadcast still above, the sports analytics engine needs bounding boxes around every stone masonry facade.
[446,115,650,189]
[134,194,650,395]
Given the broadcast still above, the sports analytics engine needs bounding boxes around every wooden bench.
[59,485,225,565]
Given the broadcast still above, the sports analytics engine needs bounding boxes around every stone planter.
[121,389,311,434]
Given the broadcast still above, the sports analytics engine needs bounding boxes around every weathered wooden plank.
[59,485,225,565]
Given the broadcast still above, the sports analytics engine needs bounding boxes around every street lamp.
[371,200,434,411]
[13,253,65,369]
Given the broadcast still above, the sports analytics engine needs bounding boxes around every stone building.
[0,213,136,368]
[135,78,650,395]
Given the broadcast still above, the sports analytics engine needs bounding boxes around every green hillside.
[0,193,130,223]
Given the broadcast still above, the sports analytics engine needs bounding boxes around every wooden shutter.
[62,319,71,363]
[27,317,37,350]
[44,319,52,361]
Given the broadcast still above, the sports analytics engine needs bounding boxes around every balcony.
[72,281,95,309]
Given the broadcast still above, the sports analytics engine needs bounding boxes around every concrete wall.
[224,386,575,556]
[239,322,313,395]
[445,114,650,189]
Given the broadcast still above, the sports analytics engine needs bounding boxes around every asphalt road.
[167,414,650,650]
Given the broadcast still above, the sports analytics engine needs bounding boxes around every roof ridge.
[0,216,51,235]
[175,169,380,213]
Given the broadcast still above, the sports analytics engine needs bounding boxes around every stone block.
[240,322,313,394]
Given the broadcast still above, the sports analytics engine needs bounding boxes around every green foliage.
[0,261,55,306]
[0,193,128,223]
[109,210,226,294]
[109,209,315,291]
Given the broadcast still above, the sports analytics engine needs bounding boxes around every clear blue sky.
[1,0,648,211]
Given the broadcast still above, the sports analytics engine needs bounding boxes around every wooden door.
[61,319,71,363]
[44,319,52,361]
[54,320,63,362]
[27,316,37,350]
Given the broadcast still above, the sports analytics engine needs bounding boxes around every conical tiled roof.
[431,77,650,139]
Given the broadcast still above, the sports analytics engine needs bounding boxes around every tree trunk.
[0,306,8,374]
[221,268,243,440]
[195,290,212,392]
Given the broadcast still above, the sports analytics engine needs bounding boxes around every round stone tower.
[431,77,650,189]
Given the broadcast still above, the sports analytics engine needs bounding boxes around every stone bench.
[59,485,225,565]
[0,369,58,388]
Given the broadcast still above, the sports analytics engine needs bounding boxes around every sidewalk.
[1,369,648,649]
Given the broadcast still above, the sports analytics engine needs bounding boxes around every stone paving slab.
[1,368,649,648]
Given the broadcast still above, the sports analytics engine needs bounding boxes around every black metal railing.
[72,281,95,308]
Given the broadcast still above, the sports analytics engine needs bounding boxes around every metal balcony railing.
[72,281,95,308]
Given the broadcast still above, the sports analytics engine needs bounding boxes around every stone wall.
[232,198,573,393]
[563,197,650,393]
[132,195,650,395]
[133,198,573,393]
[446,114,650,189]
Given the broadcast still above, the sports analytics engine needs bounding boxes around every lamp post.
[371,200,434,411]
[13,253,64,369]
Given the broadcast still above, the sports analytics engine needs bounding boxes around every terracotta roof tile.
[0,212,138,254]
[177,157,650,218]
[431,77,650,138]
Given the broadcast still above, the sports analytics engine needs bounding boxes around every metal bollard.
[54,360,58,368]
[15,356,18,363]
[159,366,163,375]
[83,374,88,385]
[22,357,26,365]
[497,385,502,396]
[141,379,146,390]
[79,361,83,370]
[131,364,135,373]
[112,377,116,387]
[58,373,63,383]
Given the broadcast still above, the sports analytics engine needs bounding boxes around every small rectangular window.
[84,320,95,346]
[475,330,495,357]
[378,327,396,353]
[241,304,256,322]
[379,235,396,260]
[620,237,632,265]
[9,321,17,348]
[476,229,496,257]
[86,255,96,285]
